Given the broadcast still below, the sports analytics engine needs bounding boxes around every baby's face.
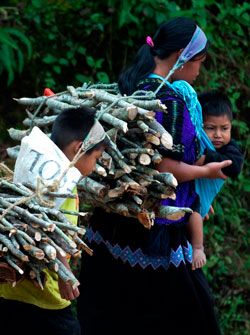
[203,114,232,149]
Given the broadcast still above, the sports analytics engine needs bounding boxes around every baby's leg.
[192,247,206,270]
[188,212,206,270]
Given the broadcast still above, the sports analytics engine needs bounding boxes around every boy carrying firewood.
[0,106,108,335]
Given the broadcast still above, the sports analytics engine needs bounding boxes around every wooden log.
[46,99,75,111]
[14,96,46,106]
[137,209,155,229]
[41,235,66,257]
[39,242,57,260]
[51,220,85,235]
[131,195,143,205]
[113,169,127,179]
[4,255,24,275]
[0,233,29,262]
[67,85,78,98]
[54,258,80,289]
[53,226,77,249]
[78,177,109,198]
[144,133,160,146]
[151,151,163,164]
[6,145,20,160]
[10,235,19,250]
[79,89,155,119]
[98,151,113,170]
[73,235,93,256]
[27,245,45,260]
[154,172,178,188]
[23,115,56,127]
[138,153,151,166]
[137,120,149,132]
[109,106,138,121]
[110,203,129,216]
[98,112,128,133]
[135,165,160,176]
[26,225,42,241]
[58,94,98,108]
[126,98,167,111]
[157,206,193,221]
[121,175,142,190]
[47,260,59,272]
[146,119,173,149]
[107,149,132,173]
[8,128,29,141]
[121,148,154,156]
[105,128,118,143]
[94,164,107,177]
[149,181,175,198]
[108,184,127,199]
[16,229,36,246]
[86,83,119,91]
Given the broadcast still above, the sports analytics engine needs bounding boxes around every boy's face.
[75,148,104,176]
[63,141,104,176]
[203,114,232,149]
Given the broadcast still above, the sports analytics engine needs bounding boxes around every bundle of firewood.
[0,170,91,288]
[7,83,192,230]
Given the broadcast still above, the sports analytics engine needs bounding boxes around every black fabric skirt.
[77,242,221,335]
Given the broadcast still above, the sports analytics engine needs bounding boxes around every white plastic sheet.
[14,126,82,208]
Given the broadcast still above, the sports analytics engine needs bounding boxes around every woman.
[77,17,231,335]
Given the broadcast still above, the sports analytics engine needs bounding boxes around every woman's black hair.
[118,17,207,95]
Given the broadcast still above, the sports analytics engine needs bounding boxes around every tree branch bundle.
[0,178,90,288]
[8,83,192,230]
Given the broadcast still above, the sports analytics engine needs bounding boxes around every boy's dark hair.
[198,91,233,121]
[50,106,108,153]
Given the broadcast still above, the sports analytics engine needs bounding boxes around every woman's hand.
[203,160,232,179]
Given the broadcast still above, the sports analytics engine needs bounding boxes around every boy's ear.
[74,141,83,154]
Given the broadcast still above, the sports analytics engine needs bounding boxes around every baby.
[188,91,244,270]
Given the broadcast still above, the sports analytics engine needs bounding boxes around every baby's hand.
[192,247,206,270]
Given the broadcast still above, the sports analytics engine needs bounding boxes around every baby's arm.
[188,212,206,270]
[204,141,244,178]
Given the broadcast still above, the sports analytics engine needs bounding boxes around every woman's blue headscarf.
[151,26,224,217]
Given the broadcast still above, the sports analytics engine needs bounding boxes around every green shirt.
[0,189,78,310]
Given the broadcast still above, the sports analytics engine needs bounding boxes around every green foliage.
[203,163,250,334]
[0,1,249,333]
[0,26,32,85]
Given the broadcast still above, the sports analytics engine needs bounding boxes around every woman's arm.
[156,157,232,183]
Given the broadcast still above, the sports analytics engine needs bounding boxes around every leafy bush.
[0,7,32,85]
